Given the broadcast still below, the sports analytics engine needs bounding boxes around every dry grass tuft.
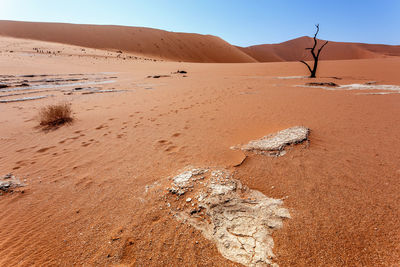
[39,103,73,128]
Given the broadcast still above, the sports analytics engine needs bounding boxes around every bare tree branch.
[299,60,312,73]
[310,24,319,59]
[317,41,329,57]
[314,24,320,38]
[299,24,328,78]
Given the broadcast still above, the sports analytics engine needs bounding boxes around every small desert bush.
[39,103,73,128]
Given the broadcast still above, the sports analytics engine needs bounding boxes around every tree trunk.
[310,60,317,78]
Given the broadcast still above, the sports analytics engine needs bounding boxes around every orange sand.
[0,33,400,266]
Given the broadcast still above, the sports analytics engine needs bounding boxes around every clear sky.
[1,0,399,46]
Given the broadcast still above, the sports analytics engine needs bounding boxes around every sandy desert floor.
[1,37,400,266]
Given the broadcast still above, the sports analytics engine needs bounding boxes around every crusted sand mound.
[166,168,290,267]
[237,126,309,156]
[0,173,24,194]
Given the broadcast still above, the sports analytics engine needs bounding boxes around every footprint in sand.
[155,139,182,154]
[81,143,90,147]
[95,124,108,130]
[36,146,55,153]
[165,145,178,152]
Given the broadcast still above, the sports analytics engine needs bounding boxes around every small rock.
[186,198,192,202]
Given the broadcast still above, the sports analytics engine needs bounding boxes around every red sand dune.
[0,20,256,63]
[238,36,400,62]
[0,20,399,63]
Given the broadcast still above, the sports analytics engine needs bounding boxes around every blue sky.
[1,0,399,46]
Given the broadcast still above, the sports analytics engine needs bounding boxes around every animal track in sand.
[171,133,181,137]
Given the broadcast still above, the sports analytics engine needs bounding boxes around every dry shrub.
[39,102,73,128]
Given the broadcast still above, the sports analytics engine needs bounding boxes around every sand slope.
[239,36,400,62]
[0,20,256,63]
[1,21,400,64]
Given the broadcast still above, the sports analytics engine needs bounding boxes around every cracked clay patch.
[232,126,309,157]
[166,167,290,266]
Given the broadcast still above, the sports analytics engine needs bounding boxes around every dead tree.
[300,24,328,78]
